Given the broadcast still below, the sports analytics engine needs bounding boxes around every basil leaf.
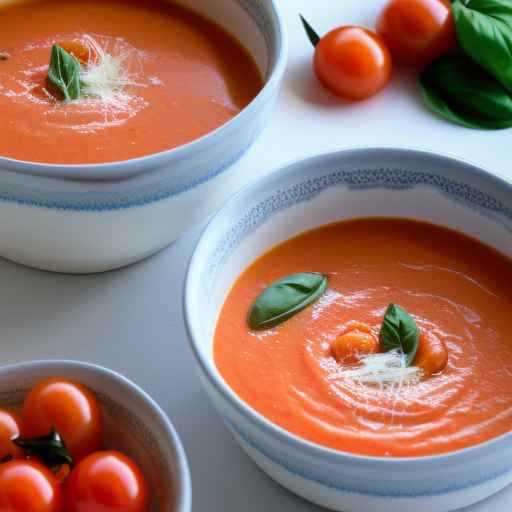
[452,0,512,91]
[47,44,81,101]
[248,272,328,330]
[419,54,512,129]
[14,428,74,472]
[379,304,420,366]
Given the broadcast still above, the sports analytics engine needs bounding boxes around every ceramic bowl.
[0,359,191,512]
[0,0,287,273]
[185,147,512,512]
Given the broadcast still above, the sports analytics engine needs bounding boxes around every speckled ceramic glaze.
[185,148,512,512]
[0,0,287,273]
[0,360,191,512]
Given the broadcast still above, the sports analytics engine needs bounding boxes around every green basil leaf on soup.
[248,272,328,330]
[379,303,420,367]
[47,44,82,101]
[419,54,512,129]
[452,0,512,91]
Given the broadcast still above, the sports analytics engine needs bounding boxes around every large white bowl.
[0,0,287,273]
[0,360,191,512]
[185,147,512,512]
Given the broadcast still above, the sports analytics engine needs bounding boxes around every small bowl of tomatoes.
[0,359,191,512]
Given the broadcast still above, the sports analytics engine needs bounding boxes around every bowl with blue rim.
[184,147,512,512]
[0,0,287,273]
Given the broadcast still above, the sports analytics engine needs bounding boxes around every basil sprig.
[47,44,81,101]
[14,428,74,472]
[420,54,512,129]
[248,272,328,330]
[379,304,420,366]
[452,0,512,92]
[420,0,512,129]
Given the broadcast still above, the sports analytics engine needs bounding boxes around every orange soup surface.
[214,219,512,457]
[0,0,263,164]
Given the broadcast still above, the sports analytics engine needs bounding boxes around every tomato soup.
[0,0,262,164]
[214,219,512,457]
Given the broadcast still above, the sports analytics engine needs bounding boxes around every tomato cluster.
[302,0,456,100]
[0,378,148,512]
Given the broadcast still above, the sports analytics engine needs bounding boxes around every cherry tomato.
[332,322,378,364]
[22,377,102,461]
[0,408,23,460]
[314,26,392,100]
[58,40,97,64]
[66,451,149,512]
[377,0,457,66]
[414,330,448,375]
[0,459,62,512]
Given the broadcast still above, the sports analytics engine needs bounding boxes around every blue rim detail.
[238,0,276,78]
[0,140,255,211]
[228,419,512,498]
[208,167,512,277]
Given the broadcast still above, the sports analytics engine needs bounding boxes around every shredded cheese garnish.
[78,35,144,102]
[340,349,422,388]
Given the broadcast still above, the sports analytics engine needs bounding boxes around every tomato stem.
[14,428,74,472]
[300,15,320,47]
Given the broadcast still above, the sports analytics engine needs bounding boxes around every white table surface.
[2,0,512,510]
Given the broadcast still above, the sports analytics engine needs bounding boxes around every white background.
[2,0,512,510]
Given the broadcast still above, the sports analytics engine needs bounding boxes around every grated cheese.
[340,349,422,388]
[78,35,144,102]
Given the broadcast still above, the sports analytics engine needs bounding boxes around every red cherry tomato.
[58,40,94,64]
[66,451,149,512]
[0,459,62,512]
[377,0,457,66]
[314,26,392,100]
[22,377,102,461]
[0,408,24,460]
